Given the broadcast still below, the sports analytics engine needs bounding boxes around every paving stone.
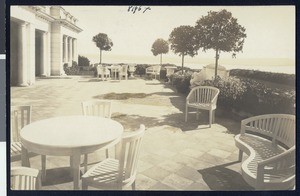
[135,174,158,190]
[207,149,231,159]
[185,182,210,190]
[141,166,171,181]
[137,160,154,172]
[152,149,177,158]
[158,160,184,172]
[149,182,174,190]
[180,148,205,159]
[162,173,193,190]
[140,153,166,166]
[175,165,203,182]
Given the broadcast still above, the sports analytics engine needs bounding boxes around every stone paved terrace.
[10,76,254,191]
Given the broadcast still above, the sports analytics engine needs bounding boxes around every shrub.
[78,55,90,67]
[229,69,295,86]
[201,76,246,110]
[240,78,295,115]
[200,76,295,115]
[63,61,80,75]
[160,68,167,81]
[134,64,148,76]
[169,71,192,94]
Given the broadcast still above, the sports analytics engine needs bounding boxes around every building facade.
[10,6,82,86]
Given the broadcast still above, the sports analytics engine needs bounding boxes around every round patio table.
[20,115,124,190]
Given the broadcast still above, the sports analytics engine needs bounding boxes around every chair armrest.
[186,89,195,103]
[211,94,218,105]
[240,116,260,134]
[256,146,295,185]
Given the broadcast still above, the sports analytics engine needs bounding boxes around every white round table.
[20,115,124,190]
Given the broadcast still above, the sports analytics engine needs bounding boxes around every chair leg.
[41,155,46,182]
[196,109,199,120]
[209,110,212,127]
[21,146,30,167]
[212,110,215,123]
[84,154,88,173]
[238,150,243,162]
[82,181,88,190]
[185,105,188,122]
[132,181,136,190]
[105,149,109,158]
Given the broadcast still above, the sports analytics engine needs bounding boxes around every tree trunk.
[160,54,162,66]
[214,48,219,78]
[100,49,102,64]
[181,53,184,74]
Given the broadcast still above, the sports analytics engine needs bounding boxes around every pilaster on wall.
[18,23,28,86]
[28,23,35,85]
[50,23,63,75]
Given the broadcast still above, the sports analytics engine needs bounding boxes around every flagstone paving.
[10,75,254,191]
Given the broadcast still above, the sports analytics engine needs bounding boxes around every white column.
[64,35,68,63]
[73,38,78,63]
[41,32,47,76]
[18,23,28,86]
[68,37,72,65]
[28,23,36,85]
[46,31,51,76]
[71,38,74,61]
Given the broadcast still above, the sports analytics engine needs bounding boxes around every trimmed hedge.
[63,61,80,75]
[201,76,295,115]
[229,69,295,86]
[134,64,179,81]
[201,76,246,110]
[169,71,193,94]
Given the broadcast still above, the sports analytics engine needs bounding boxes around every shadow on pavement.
[198,161,254,191]
[42,167,77,186]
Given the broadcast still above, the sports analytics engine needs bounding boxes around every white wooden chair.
[11,167,41,190]
[128,64,136,78]
[10,106,32,165]
[146,65,161,80]
[81,100,112,172]
[82,100,112,118]
[97,65,110,81]
[185,86,220,127]
[235,114,295,190]
[119,64,128,80]
[110,65,121,80]
[82,124,145,190]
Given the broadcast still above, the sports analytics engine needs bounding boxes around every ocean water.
[83,53,295,74]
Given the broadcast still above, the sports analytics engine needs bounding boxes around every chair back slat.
[188,86,219,104]
[275,116,295,148]
[82,100,111,118]
[11,167,40,190]
[11,106,31,142]
[117,125,145,184]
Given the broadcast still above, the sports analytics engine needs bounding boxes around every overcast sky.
[65,6,295,60]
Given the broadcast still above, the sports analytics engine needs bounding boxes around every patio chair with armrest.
[146,65,161,80]
[82,124,145,190]
[97,65,110,81]
[185,86,220,127]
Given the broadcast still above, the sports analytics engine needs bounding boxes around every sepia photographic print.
[9,4,295,192]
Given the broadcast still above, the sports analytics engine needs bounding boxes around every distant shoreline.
[82,53,295,74]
